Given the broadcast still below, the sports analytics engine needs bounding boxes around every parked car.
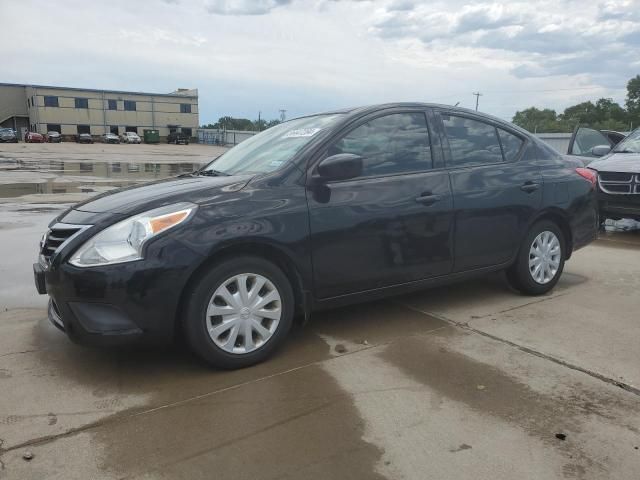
[167,131,189,145]
[564,126,639,222]
[33,103,598,369]
[101,133,121,144]
[0,128,18,143]
[46,131,63,143]
[76,133,94,144]
[25,131,45,143]
[121,131,141,144]
[570,127,640,222]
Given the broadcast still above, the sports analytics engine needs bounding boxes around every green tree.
[626,75,640,127]
[512,107,561,133]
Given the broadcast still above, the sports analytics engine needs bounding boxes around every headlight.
[69,202,197,267]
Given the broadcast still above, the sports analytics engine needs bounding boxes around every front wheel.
[507,220,566,295]
[183,256,295,369]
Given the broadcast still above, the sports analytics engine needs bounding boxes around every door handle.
[415,193,441,205]
[520,182,540,193]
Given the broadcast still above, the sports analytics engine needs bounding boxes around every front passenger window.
[328,112,432,177]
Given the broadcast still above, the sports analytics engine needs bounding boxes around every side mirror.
[316,153,363,182]
[591,145,611,157]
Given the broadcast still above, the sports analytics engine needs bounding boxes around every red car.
[25,132,46,143]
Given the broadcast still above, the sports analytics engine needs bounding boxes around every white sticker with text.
[283,128,321,138]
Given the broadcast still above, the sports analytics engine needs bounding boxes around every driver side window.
[328,112,432,177]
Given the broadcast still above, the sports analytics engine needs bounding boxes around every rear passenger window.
[442,115,502,167]
[498,129,524,161]
[329,112,432,177]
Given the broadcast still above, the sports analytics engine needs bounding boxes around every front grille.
[598,172,640,195]
[41,223,87,262]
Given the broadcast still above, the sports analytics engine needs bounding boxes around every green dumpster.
[143,129,159,144]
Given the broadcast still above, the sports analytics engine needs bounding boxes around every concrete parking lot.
[0,143,639,479]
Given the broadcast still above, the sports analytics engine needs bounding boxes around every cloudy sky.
[2,0,639,124]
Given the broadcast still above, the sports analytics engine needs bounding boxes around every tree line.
[512,75,640,133]
[200,116,282,131]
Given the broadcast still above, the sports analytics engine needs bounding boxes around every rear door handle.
[520,182,540,193]
[415,193,441,205]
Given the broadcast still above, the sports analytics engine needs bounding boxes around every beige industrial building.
[0,82,198,141]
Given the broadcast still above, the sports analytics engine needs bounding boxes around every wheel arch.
[527,208,574,259]
[174,240,310,338]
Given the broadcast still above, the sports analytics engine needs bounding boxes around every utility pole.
[279,109,286,122]
[258,111,261,132]
[473,92,482,111]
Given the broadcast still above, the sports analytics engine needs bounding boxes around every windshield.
[202,114,343,176]
[613,128,640,153]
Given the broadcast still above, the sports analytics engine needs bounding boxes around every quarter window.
[498,129,524,162]
[44,96,59,107]
[442,115,503,167]
[328,112,432,177]
[124,100,136,111]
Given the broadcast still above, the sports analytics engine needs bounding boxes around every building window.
[182,127,192,137]
[75,98,89,109]
[108,99,117,110]
[124,100,136,111]
[47,124,61,133]
[32,96,35,107]
[44,96,59,107]
[180,104,192,113]
[110,125,119,135]
[77,125,91,134]
[27,98,31,108]
[125,126,138,133]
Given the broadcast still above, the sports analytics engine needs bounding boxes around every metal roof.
[0,82,197,98]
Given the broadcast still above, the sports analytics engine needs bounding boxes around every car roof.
[294,102,530,136]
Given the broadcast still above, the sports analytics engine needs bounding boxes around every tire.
[507,220,566,295]
[183,256,295,369]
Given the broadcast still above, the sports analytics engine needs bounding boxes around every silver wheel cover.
[206,273,282,354]
[528,231,561,285]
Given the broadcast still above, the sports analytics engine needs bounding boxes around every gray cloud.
[205,0,292,15]
[453,7,520,34]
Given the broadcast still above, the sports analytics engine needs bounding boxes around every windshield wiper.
[197,169,230,177]
[612,149,637,153]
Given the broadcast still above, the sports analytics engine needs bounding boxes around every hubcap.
[205,273,282,354]
[528,231,561,284]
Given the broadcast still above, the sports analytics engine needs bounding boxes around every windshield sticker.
[269,160,285,167]
[283,128,321,138]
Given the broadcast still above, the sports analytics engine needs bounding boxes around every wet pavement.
[1,144,640,479]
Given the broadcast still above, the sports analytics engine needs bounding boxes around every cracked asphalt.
[1,143,639,479]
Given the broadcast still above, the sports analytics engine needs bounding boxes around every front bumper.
[34,235,205,346]
[598,192,640,221]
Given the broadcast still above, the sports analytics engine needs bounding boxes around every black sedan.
[33,103,598,369]
[76,133,93,144]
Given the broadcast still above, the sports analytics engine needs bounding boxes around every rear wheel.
[507,220,565,295]
[183,256,294,369]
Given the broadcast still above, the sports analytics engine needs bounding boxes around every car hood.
[73,174,253,215]
[589,153,640,173]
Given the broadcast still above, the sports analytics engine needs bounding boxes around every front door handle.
[520,182,540,193]
[415,193,441,205]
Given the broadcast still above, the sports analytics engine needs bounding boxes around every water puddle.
[0,160,204,198]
